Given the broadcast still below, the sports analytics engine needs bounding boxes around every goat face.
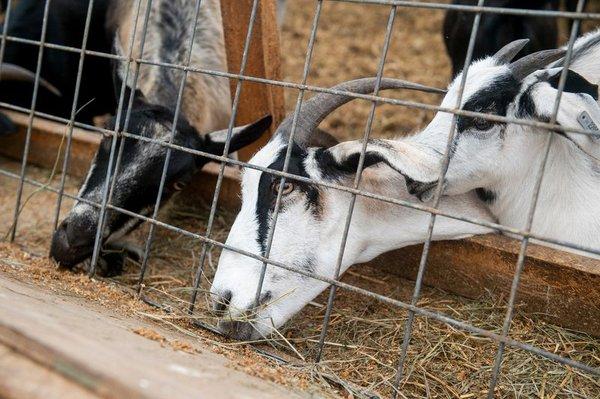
[211,134,494,340]
[50,92,271,270]
[211,137,332,341]
[210,79,493,341]
[346,39,600,203]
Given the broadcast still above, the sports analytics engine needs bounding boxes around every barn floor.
[1,1,600,398]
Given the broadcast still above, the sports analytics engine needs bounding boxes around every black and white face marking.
[255,143,322,255]
[211,132,496,340]
[212,136,333,340]
[50,102,202,268]
[49,100,271,270]
[388,56,600,200]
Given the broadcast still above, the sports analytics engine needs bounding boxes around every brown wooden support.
[219,0,286,161]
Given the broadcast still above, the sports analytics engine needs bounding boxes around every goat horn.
[510,48,566,81]
[276,78,446,148]
[0,63,62,97]
[493,39,530,65]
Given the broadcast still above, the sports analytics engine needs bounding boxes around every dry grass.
[0,1,599,398]
[3,152,598,397]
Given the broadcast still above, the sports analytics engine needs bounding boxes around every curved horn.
[276,78,446,148]
[510,48,566,81]
[493,39,529,65]
[0,63,62,97]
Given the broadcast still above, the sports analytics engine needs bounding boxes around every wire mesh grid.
[0,0,599,397]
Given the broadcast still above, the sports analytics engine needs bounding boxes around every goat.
[328,30,600,257]
[50,0,271,275]
[209,78,496,340]
[443,0,579,77]
[0,0,115,133]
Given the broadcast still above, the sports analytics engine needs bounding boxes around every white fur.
[211,136,494,339]
[346,31,600,257]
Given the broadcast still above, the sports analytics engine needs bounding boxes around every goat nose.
[218,319,257,341]
[50,217,97,267]
[63,218,96,248]
[212,290,232,317]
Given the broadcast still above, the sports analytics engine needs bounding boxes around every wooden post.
[219,0,286,161]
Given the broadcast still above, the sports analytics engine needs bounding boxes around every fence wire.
[0,0,599,398]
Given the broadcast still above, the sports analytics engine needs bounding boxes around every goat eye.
[272,181,294,195]
[473,118,494,131]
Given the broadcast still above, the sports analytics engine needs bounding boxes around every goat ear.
[530,70,600,152]
[0,112,17,135]
[547,69,599,100]
[322,139,443,198]
[204,115,272,155]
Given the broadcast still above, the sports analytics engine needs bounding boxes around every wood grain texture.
[219,0,285,161]
[0,110,100,178]
[0,276,308,399]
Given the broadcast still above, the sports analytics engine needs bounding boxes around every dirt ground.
[1,1,600,398]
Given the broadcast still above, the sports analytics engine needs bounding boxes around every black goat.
[0,0,115,133]
[443,0,579,77]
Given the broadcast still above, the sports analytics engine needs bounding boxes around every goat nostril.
[213,290,232,316]
[259,291,272,306]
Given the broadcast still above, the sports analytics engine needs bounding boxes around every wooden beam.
[0,275,304,399]
[0,111,100,178]
[365,235,600,336]
[0,112,599,337]
[219,0,286,161]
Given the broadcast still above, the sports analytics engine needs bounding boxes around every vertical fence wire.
[392,1,486,393]
[0,0,14,84]
[51,0,96,231]
[8,0,51,241]
[314,4,398,363]
[88,0,153,276]
[188,0,262,313]
[136,0,205,293]
[486,1,587,396]
[249,0,324,326]
[97,0,155,269]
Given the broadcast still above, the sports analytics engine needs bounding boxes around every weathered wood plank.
[219,0,286,161]
[365,235,600,336]
[0,276,308,399]
[0,344,99,399]
[0,110,100,178]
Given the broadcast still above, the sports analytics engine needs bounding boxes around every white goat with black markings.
[329,30,600,257]
[50,0,272,275]
[210,78,496,340]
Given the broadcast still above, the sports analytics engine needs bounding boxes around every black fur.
[548,69,598,100]
[0,0,115,128]
[457,73,521,133]
[443,0,564,77]
[516,85,537,118]
[314,148,385,181]
[476,187,497,204]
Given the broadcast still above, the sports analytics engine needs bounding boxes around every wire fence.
[0,0,599,397]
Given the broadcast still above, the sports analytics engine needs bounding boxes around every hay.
[1,0,600,398]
